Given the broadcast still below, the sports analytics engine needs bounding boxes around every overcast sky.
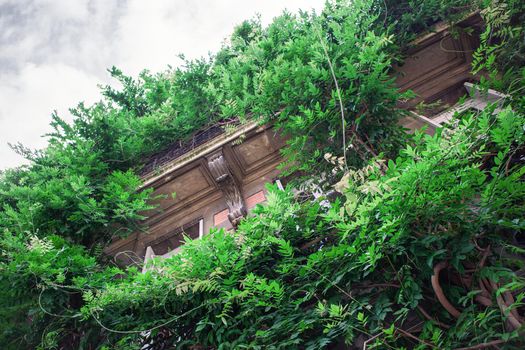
[0,0,325,170]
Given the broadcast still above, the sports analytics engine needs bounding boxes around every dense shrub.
[75,105,524,349]
[1,0,524,349]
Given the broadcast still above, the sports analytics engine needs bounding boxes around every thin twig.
[396,328,437,348]
[417,305,450,329]
[38,289,81,319]
[363,332,381,350]
[314,25,348,171]
[91,303,207,335]
[455,339,507,350]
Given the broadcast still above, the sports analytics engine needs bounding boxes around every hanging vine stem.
[431,252,524,330]
[416,305,450,329]
[488,279,523,331]
[91,303,208,335]
[38,289,81,319]
[114,250,144,268]
[305,266,402,350]
[431,261,462,318]
[314,24,348,172]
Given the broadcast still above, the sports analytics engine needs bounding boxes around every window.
[142,219,204,272]
[148,218,203,256]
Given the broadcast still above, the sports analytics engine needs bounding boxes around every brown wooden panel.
[392,15,481,111]
[152,165,212,210]
[400,115,436,135]
[395,35,465,91]
[233,132,274,167]
[231,130,284,179]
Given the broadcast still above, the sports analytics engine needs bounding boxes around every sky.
[0,0,325,170]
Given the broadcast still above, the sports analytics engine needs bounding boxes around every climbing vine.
[1,0,525,349]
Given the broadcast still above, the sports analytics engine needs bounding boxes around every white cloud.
[113,0,325,75]
[0,63,102,168]
[0,0,325,170]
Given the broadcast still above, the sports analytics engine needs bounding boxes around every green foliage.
[1,0,525,349]
[0,144,154,245]
[0,231,99,348]
[75,105,524,349]
[475,0,525,90]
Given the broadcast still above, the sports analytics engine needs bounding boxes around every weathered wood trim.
[141,159,219,225]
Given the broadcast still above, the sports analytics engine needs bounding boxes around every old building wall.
[106,124,288,264]
[396,13,483,133]
[106,13,486,265]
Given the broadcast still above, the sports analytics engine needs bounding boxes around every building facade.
[105,13,490,265]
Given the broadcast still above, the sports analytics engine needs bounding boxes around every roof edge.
[139,120,261,189]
